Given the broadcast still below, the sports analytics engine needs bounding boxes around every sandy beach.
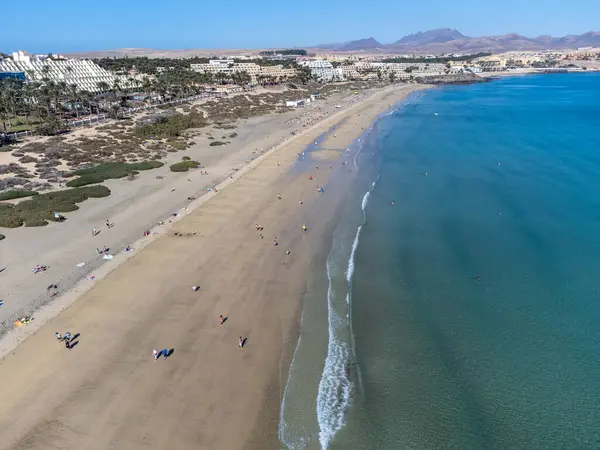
[0,84,427,450]
[0,85,371,337]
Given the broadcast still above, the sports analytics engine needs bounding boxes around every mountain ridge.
[316,29,600,53]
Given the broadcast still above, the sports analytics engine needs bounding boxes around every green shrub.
[66,173,105,187]
[66,161,164,187]
[0,190,39,201]
[0,185,111,229]
[25,218,48,227]
[19,155,39,163]
[0,234,4,240]
[170,160,200,172]
[0,214,24,228]
[182,156,191,161]
[135,112,207,138]
[127,161,164,170]
[168,140,188,151]
[209,141,226,146]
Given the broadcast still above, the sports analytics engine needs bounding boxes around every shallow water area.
[336,73,600,449]
[282,73,600,450]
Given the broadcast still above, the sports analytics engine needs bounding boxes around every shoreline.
[0,84,430,450]
[0,85,376,344]
[277,95,403,449]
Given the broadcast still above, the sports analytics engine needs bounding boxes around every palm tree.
[127,76,139,92]
[68,83,80,119]
[0,85,10,131]
[21,81,39,128]
[0,79,19,129]
[141,77,154,102]
[97,81,110,93]
[231,72,241,87]
[109,103,121,120]
[79,90,94,116]
[238,71,251,87]
[41,65,51,82]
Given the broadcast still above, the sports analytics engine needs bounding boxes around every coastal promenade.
[0,85,426,450]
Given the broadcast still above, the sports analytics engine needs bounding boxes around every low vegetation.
[170,160,200,172]
[209,141,227,146]
[66,161,164,187]
[0,185,111,228]
[24,218,49,227]
[135,112,207,138]
[0,190,39,201]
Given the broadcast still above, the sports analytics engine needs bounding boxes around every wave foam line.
[317,251,353,450]
[317,187,373,449]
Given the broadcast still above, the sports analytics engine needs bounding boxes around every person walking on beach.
[153,349,159,360]
[219,315,224,327]
[162,348,169,359]
[105,219,111,229]
[55,332,62,342]
[65,339,71,349]
[92,226,97,237]
[238,336,244,350]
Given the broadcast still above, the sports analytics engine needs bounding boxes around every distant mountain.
[317,37,382,51]
[338,37,383,51]
[315,29,600,54]
[393,28,466,46]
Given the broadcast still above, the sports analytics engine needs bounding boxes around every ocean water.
[280,73,600,450]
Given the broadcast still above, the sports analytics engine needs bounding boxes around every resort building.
[0,50,135,92]
[190,60,297,83]
[297,60,344,81]
[337,61,451,80]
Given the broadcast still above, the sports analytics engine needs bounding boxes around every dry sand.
[0,84,428,450]
[0,87,369,336]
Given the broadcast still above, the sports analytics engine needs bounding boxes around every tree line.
[93,56,214,74]
[0,61,312,136]
[94,55,300,74]
[259,49,307,56]
[382,52,491,64]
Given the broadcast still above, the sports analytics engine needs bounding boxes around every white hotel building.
[0,50,135,92]
[297,60,344,81]
[190,60,296,83]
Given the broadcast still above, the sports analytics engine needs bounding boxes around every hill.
[315,29,600,54]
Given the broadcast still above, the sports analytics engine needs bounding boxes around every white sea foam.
[278,330,304,449]
[361,191,370,212]
[317,254,353,449]
[317,187,373,449]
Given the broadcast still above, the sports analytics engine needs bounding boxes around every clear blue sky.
[2,0,599,53]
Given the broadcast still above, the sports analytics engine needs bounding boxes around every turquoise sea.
[280,73,600,449]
